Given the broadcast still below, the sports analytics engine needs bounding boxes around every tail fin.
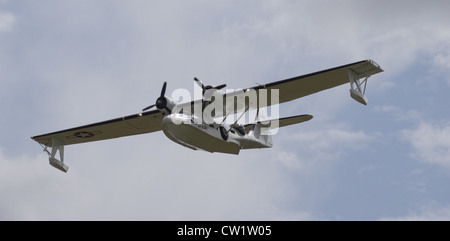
[248,123,273,147]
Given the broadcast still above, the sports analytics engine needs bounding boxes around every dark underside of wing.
[32,110,164,147]
[249,59,383,106]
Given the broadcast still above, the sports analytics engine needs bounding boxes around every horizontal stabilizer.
[245,114,313,132]
[278,114,313,128]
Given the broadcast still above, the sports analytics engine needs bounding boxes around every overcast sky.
[2,0,450,220]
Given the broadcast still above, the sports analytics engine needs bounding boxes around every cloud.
[373,105,423,124]
[373,105,399,113]
[401,121,450,169]
[0,12,14,32]
[3,0,450,221]
[433,51,450,71]
[1,139,320,220]
[0,148,110,220]
[0,1,326,220]
[432,49,450,85]
[273,126,375,171]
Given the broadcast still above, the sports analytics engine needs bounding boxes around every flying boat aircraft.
[32,60,383,172]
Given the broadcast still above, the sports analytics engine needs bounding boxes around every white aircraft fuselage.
[161,113,272,155]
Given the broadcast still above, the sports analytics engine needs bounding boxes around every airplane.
[32,59,383,172]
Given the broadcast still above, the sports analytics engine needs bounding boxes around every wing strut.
[349,69,369,105]
[44,138,69,173]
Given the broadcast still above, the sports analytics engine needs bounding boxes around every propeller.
[194,77,226,95]
[142,82,170,113]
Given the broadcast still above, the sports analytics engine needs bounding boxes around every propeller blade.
[142,82,169,112]
[142,104,156,112]
[214,84,227,90]
[160,81,167,97]
[194,77,205,89]
[194,77,227,95]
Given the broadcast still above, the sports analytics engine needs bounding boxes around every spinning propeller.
[142,82,171,113]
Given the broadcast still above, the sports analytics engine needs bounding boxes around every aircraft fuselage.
[161,113,272,155]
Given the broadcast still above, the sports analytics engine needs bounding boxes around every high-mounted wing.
[177,59,383,117]
[249,59,382,106]
[32,109,164,148]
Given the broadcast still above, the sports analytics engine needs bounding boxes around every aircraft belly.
[238,138,270,149]
[162,118,240,155]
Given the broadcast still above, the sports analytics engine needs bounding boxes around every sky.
[1,0,450,220]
